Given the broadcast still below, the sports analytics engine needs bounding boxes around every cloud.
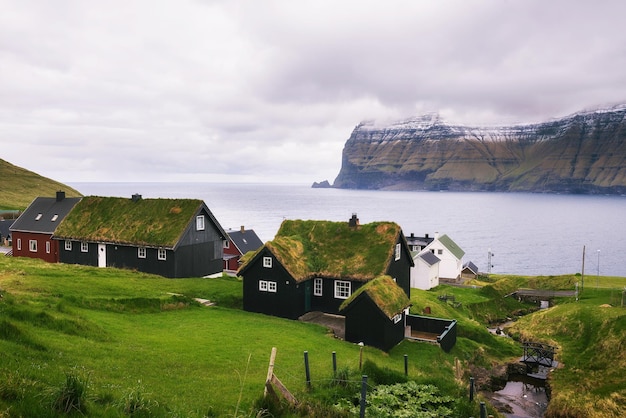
[1,0,625,183]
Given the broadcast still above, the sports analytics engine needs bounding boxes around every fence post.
[332,351,337,377]
[480,401,486,418]
[469,376,475,402]
[359,342,364,369]
[264,347,277,398]
[304,351,311,389]
[404,354,408,376]
[360,375,368,418]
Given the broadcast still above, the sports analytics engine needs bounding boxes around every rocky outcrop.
[331,105,626,194]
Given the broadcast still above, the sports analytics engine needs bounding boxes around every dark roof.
[406,233,434,247]
[226,228,263,254]
[340,275,411,319]
[10,195,81,234]
[53,196,226,248]
[0,219,15,238]
[416,250,440,266]
[239,218,408,282]
[462,261,478,274]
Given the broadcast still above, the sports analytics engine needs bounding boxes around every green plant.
[52,370,90,414]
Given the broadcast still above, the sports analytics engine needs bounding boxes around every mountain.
[0,159,82,210]
[331,105,626,194]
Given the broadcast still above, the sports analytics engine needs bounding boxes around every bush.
[52,371,89,414]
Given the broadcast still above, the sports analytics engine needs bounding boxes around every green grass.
[0,158,82,210]
[2,256,624,417]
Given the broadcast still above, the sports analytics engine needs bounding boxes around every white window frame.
[65,240,72,251]
[81,242,88,252]
[334,280,351,299]
[17,238,22,251]
[138,247,146,259]
[46,241,51,254]
[259,280,268,291]
[314,278,323,296]
[393,313,402,324]
[223,240,230,249]
[267,281,277,293]
[196,215,205,231]
[263,257,272,268]
[158,248,167,261]
[51,214,59,222]
[395,243,401,261]
[29,239,37,252]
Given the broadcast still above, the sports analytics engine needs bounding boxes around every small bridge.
[520,342,558,369]
[507,289,576,303]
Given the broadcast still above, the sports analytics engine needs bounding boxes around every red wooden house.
[223,226,263,273]
[9,191,81,262]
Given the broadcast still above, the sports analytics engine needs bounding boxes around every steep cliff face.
[332,106,626,194]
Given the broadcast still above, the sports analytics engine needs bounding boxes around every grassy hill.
[1,256,624,417]
[0,159,82,210]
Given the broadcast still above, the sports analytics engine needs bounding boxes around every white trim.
[267,281,277,292]
[313,278,323,296]
[334,280,351,299]
[29,239,37,252]
[196,215,205,231]
[81,242,88,252]
[259,280,268,291]
[138,247,146,259]
[158,248,167,260]
[395,243,401,261]
[65,240,72,251]
[46,241,51,254]
[263,256,272,268]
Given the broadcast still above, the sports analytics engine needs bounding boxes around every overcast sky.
[2,0,625,184]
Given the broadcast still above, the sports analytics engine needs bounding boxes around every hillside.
[332,104,626,194]
[0,159,82,210]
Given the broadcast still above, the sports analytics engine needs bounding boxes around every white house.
[422,233,465,281]
[411,250,440,290]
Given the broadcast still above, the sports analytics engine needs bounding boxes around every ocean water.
[67,182,626,278]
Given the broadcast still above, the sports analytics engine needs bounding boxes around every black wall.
[343,294,405,352]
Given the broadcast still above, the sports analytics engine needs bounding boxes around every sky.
[2,0,626,184]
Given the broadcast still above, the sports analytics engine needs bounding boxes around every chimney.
[132,193,142,202]
[425,233,429,239]
[348,213,359,228]
[240,225,245,233]
[410,233,415,238]
[56,191,65,201]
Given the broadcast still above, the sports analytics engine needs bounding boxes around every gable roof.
[227,228,263,254]
[239,219,406,282]
[10,195,81,234]
[462,261,478,274]
[53,196,226,248]
[339,275,411,319]
[438,234,465,259]
[415,250,440,266]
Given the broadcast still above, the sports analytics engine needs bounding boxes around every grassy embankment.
[0,159,82,210]
[1,255,624,417]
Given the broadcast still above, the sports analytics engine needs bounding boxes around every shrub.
[52,370,89,414]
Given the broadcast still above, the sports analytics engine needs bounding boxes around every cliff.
[332,105,626,194]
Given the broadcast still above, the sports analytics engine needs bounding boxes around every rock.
[332,104,626,194]
[311,180,332,188]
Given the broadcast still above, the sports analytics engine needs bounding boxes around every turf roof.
[53,196,205,247]
[257,219,402,282]
[339,275,411,319]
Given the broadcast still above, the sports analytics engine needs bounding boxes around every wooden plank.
[271,374,298,405]
[264,347,277,398]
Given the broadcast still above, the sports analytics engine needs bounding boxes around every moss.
[340,275,410,319]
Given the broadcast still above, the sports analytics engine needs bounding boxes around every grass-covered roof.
[253,219,402,282]
[339,275,411,319]
[53,196,204,247]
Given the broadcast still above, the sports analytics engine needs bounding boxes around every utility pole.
[581,245,585,292]
[597,249,600,289]
[487,248,494,273]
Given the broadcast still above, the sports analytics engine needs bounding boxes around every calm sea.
[67,182,626,278]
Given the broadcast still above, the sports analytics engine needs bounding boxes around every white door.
[98,244,106,268]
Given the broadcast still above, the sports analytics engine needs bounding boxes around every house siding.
[384,235,413,298]
[11,231,59,263]
[343,295,405,352]
[242,249,304,319]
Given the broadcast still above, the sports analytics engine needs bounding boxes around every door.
[304,281,312,312]
[98,244,106,268]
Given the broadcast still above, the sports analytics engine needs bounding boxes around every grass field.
[1,256,624,417]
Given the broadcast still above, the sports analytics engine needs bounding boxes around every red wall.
[11,231,59,263]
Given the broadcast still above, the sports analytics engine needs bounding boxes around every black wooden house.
[53,195,227,278]
[237,215,413,320]
[340,275,411,351]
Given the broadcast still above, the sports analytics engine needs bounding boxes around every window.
[29,240,37,252]
[395,243,401,260]
[196,215,205,231]
[81,242,88,252]
[263,257,272,268]
[437,249,443,255]
[314,278,323,296]
[259,280,268,291]
[392,313,402,324]
[158,248,167,260]
[334,280,351,299]
[259,280,277,292]
[138,247,146,258]
[17,238,21,251]
[65,240,72,251]
[51,214,58,222]
[46,241,51,254]
[35,213,42,221]
[267,281,277,292]
[223,240,230,249]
